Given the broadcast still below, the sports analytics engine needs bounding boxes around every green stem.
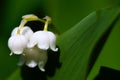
[17,19,27,35]
[43,20,49,31]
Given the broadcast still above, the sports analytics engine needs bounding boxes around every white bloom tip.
[27,61,37,68]
[40,68,45,72]
[38,61,46,72]
[37,44,49,50]
[53,48,58,52]
[13,51,23,55]
[9,52,13,56]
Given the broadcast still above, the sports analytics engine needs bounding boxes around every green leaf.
[6,69,22,80]
[87,12,120,80]
[7,7,120,80]
[48,7,120,80]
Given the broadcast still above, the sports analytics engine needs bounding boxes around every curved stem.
[22,14,45,23]
[17,19,27,35]
[38,18,45,23]
[43,16,51,31]
[25,18,45,23]
[17,14,49,34]
[43,20,49,31]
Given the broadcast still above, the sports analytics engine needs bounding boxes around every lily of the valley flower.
[18,46,47,71]
[8,26,33,55]
[8,35,27,55]
[8,15,58,72]
[25,16,58,71]
[27,31,58,51]
[27,16,58,51]
[11,26,33,39]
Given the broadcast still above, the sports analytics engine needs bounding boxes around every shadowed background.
[0,0,120,80]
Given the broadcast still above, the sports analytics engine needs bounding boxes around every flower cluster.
[8,14,58,71]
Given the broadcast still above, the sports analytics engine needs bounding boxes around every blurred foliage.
[0,0,120,80]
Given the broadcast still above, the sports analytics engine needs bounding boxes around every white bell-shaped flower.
[11,26,33,40]
[27,31,58,51]
[8,15,58,71]
[8,35,27,55]
[18,46,47,71]
[8,26,33,55]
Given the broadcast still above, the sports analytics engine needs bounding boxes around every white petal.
[28,31,49,50]
[37,41,49,50]
[11,26,33,40]
[11,27,18,36]
[39,68,45,72]
[26,60,37,68]
[38,61,45,72]
[27,34,37,48]
[19,47,48,70]
[9,52,13,56]
[8,35,27,54]
[47,31,58,51]
[37,31,49,50]
[21,26,33,39]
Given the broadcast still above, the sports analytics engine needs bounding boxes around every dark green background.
[0,0,120,80]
